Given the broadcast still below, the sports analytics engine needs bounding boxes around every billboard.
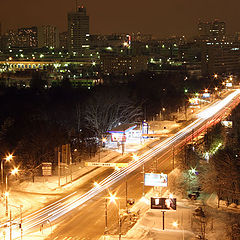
[144,173,168,187]
[226,82,232,87]
[85,162,128,168]
[42,162,52,176]
[151,197,177,210]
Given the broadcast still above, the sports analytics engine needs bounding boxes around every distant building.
[18,27,38,48]
[38,25,59,48]
[67,5,90,54]
[201,43,240,75]
[101,55,149,75]
[59,31,68,49]
[6,29,18,47]
[198,20,226,42]
[131,32,152,42]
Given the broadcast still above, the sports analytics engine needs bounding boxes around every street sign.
[42,162,52,176]
[144,173,168,187]
[85,162,128,168]
[151,197,177,210]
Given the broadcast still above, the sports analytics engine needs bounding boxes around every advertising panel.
[42,162,52,176]
[144,173,168,187]
[85,162,128,168]
[151,197,177,210]
[111,133,126,142]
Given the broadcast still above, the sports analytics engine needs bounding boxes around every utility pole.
[125,179,128,212]
[172,145,175,170]
[162,211,165,230]
[10,210,12,240]
[58,147,61,187]
[69,144,73,182]
[118,201,122,240]
[104,198,108,235]
[142,163,145,196]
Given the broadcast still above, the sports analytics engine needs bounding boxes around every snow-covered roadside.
[99,171,196,240]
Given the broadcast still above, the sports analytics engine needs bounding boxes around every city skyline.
[1,0,240,37]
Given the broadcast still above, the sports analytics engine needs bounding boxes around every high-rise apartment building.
[18,27,38,48]
[6,29,18,47]
[38,25,59,48]
[59,31,68,49]
[67,5,90,54]
[198,20,226,41]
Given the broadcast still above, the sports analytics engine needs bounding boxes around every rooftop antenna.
[76,0,80,11]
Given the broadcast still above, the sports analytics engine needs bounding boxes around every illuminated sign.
[189,97,200,105]
[202,93,211,98]
[85,162,128,168]
[221,120,233,128]
[142,121,149,133]
[111,133,126,142]
[42,162,52,176]
[226,82,232,87]
[144,173,168,187]
[151,197,177,210]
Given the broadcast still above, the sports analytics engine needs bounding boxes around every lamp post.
[132,154,145,196]
[5,167,19,216]
[9,204,23,240]
[1,154,13,194]
[107,193,122,240]
[172,221,184,240]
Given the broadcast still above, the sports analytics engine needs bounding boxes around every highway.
[1,89,240,240]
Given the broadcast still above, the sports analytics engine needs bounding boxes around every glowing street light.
[5,167,20,216]
[189,168,196,175]
[172,221,185,240]
[105,192,120,236]
[108,192,118,203]
[1,154,14,193]
[93,181,101,188]
[11,168,19,176]
[132,154,139,161]
[214,74,218,79]
[6,154,13,162]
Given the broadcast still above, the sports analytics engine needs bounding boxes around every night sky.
[1,0,239,37]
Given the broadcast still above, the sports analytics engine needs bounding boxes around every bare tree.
[85,87,142,137]
[200,149,240,206]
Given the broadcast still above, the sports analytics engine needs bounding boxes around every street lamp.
[1,154,14,193]
[172,221,184,240]
[9,204,23,240]
[106,193,122,240]
[132,154,145,196]
[5,167,19,216]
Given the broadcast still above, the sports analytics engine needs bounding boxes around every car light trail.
[2,89,240,240]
